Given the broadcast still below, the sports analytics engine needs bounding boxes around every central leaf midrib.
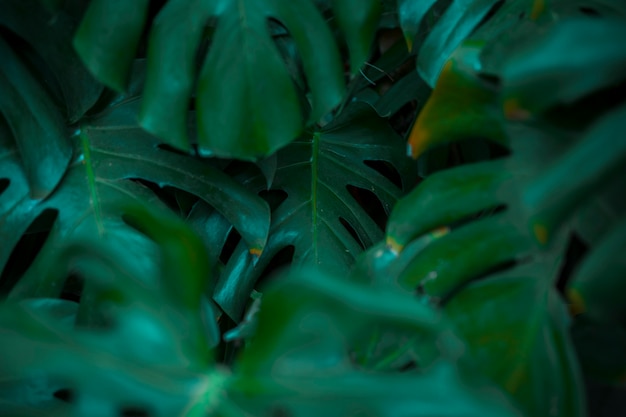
[311,132,321,263]
[79,128,104,236]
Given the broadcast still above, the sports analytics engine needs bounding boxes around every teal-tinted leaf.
[9,204,214,366]
[522,103,626,245]
[397,0,439,50]
[573,172,626,246]
[350,231,447,292]
[374,70,431,117]
[73,0,149,92]
[0,285,226,417]
[407,52,507,158]
[83,99,270,253]
[1,97,269,290]
[445,272,586,417]
[567,217,626,320]
[333,0,381,73]
[0,0,103,122]
[0,36,71,199]
[196,0,344,159]
[501,17,626,116]
[138,0,211,153]
[230,269,521,417]
[398,215,532,300]
[417,0,501,87]
[213,103,416,320]
[387,159,514,250]
[113,0,379,159]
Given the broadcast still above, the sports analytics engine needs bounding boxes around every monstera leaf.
[230,268,522,417]
[1,94,270,299]
[347,3,626,411]
[0,243,521,417]
[212,102,417,320]
[0,209,225,417]
[73,0,382,160]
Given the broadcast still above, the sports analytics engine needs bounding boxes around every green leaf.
[195,0,344,159]
[0,0,103,122]
[522,103,626,245]
[398,215,532,300]
[501,17,626,117]
[387,159,514,250]
[229,269,521,417]
[407,50,507,158]
[567,217,626,320]
[397,0,439,51]
[0,241,227,416]
[1,97,270,290]
[0,36,72,199]
[374,70,432,118]
[213,103,416,320]
[73,0,150,92]
[445,272,587,417]
[333,0,382,73]
[417,0,501,87]
[76,0,384,159]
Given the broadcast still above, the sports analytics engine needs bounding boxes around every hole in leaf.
[556,233,589,295]
[579,6,600,17]
[0,178,9,195]
[474,0,504,32]
[259,189,288,211]
[53,388,74,403]
[129,178,194,214]
[339,217,365,250]
[256,245,295,290]
[347,185,388,231]
[156,143,192,156]
[440,259,518,305]
[120,406,151,417]
[219,229,242,264]
[364,160,403,188]
[0,209,58,296]
[60,272,84,303]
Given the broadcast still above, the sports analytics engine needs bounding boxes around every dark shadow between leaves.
[347,185,388,231]
[0,208,58,297]
[0,178,9,195]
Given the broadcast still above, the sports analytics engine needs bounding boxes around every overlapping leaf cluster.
[1,0,625,416]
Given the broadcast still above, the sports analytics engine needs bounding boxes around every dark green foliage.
[1,0,626,416]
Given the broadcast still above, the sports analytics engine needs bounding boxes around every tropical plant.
[1,0,625,416]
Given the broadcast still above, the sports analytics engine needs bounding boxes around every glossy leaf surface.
[407,54,507,159]
[523,103,626,245]
[568,217,626,320]
[417,0,501,87]
[73,0,150,92]
[0,0,103,122]
[445,272,586,417]
[0,235,224,417]
[501,17,626,116]
[213,103,415,320]
[0,36,71,199]
[231,269,521,417]
[75,0,382,160]
[0,97,270,286]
